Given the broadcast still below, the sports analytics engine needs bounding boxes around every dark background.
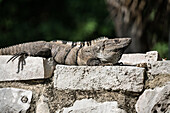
[0,0,169,58]
[0,0,115,44]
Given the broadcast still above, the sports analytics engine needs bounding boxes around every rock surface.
[0,88,32,113]
[135,83,170,113]
[36,95,50,113]
[56,98,126,113]
[54,65,145,92]
[0,51,169,112]
[119,51,160,65]
[147,61,170,76]
[0,55,55,81]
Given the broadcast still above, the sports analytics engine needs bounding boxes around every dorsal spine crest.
[51,37,108,47]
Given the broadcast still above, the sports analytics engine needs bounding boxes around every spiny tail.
[0,44,24,55]
[0,41,46,55]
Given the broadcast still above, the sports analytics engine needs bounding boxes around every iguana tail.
[0,41,46,55]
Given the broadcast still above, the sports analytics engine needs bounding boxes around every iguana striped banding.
[0,37,131,72]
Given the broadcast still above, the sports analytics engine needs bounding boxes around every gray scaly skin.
[0,37,131,72]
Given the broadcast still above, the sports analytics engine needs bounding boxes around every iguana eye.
[114,39,120,44]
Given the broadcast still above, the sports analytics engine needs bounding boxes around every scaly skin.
[0,37,131,72]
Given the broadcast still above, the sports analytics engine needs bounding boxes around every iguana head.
[78,37,131,65]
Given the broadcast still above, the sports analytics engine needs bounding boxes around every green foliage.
[0,0,115,47]
[153,42,168,58]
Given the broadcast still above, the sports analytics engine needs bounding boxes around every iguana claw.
[7,52,28,73]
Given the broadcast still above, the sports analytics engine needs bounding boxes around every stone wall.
[0,51,169,113]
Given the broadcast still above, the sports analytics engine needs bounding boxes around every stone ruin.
[0,51,169,113]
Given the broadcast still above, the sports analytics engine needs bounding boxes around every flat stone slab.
[135,82,170,113]
[56,99,126,113]
[147,61,170,75]
[54,65,145,92]
[0,88,32,113]
[0,55,55,81]
[119,51,160,65]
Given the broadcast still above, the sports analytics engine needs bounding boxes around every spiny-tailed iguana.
[0,37,131,72]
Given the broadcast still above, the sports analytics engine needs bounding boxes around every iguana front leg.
[7,48,52,73]
[86,58,113,66]
[86,58,102,66]
[7,52,28,73]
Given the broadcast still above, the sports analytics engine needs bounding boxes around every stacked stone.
[0,51,169,113]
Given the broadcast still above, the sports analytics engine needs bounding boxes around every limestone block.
[119,51,160,65]
[56,98,126,113]
[0,55,55,81]
[54,65,145,92]
[147,61,170,75]
[0,88,32,113]
[135,83,170,113]
[36,95,50,113]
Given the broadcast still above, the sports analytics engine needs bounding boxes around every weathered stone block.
[0,88,32,113]
[147,61,170,75]
[36,95,50,113]
[135,83,170,113]
[54,65,145,92]
[119,51,160,65]
[56,99,126,113]
[0,55,55,81]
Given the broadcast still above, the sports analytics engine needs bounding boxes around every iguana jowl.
[0,37,131,72]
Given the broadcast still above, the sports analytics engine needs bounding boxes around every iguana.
[0,37,131,72]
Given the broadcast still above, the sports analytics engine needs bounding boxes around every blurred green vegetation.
[0,0,115,47]
[150,32,169,58]
[153,42,168,58]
